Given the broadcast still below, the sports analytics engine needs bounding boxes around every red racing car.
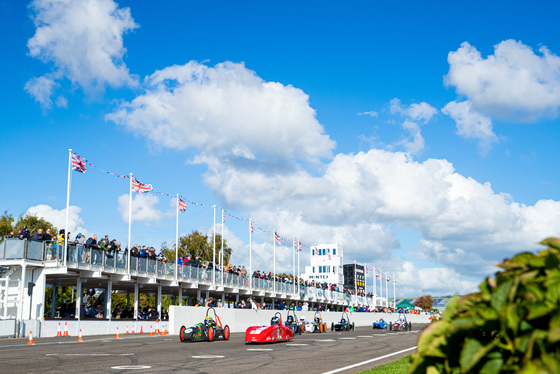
[245,312,295,344]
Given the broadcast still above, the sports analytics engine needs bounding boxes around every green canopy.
[396,299,415,309]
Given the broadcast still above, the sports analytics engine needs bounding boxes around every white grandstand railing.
[0,239,376,306]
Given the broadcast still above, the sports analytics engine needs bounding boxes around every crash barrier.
[0,319,16,338]
[41,319,162,338]
[169,306,431,334]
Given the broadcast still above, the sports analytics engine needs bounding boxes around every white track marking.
[48,353,134,356]
[322,346,417,374]
[111,365,151,370]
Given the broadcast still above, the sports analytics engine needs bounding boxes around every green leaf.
[547,314,560,343]
[491,279,514,312]
[539,237,560,250]
[479,351,504,374]
[460,338,497,371]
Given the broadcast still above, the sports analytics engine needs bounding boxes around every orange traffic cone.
[131,326,135,334]
[165,325,169,335]
[155,319,160,334]
[63,322,69,336]
[160,325,166,335]
[27,331,36,345]
[115,327,122,339]
[148,325,154,336]
[56,322,62,337]
[140,325,144,334]
[125,326,130,335]
[77,329,85,342]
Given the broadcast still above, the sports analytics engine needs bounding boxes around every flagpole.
[292,236,295,295]
[297,238,300,288]
[212,205,216,285]
[373,266,376,306]
[127,173,133,275]
[221,209,224,287]
[273,230,276,294]
[379,270,383,305]
[386,274,389,308]
[393,274,396,309]
[249,219,252,292]
[354,260,357,296]
[365,263,367,300]
[64,149,72,267]
[175,193,179,282]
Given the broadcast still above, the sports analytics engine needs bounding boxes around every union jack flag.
[293,238,297,247]
[71,153,86,173]
[131,176,152,193]
[386,275,390,283]
[314,247,319,255]
[178,198,186,212]
[375,270,380,279]
[394,276,397,283]
[328,254,331,260]
[249,220,254,233]
[222,210,225,223]
[298,242,302,252]
[274,231,281,245]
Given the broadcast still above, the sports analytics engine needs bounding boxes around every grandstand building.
[300,243,343,288]
[0,239,381,339]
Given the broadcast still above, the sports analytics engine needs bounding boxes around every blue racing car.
[372,318,388,329]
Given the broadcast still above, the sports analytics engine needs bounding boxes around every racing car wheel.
[331,322,334,331]
[352,323,355,331]
[179,326,186,342]
[323,323,327,333]
[223,325,230,340]
[207,326,215,342]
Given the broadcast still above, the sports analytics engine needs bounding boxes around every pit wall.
[169,306,430,334]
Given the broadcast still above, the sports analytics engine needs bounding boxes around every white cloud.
[26,204,88,238]
[26,0,138,108]
[117,194,162,224]
[442,100,498,154]
[24,75,57,109]
[358,111,378,117]
[106,61,335,163]
[201,148,560,280]
[445,40,560,121]
[388,98,437,154]
[390,98,438,123]
[396,261,480,296]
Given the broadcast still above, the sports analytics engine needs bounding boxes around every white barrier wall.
[169,306,430,334]
[41,319,168,338]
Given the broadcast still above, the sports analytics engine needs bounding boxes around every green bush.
[409,238,560,374]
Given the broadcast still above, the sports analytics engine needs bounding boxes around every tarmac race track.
[0,325,425,374]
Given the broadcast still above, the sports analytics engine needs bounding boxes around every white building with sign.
[301,243,343,288]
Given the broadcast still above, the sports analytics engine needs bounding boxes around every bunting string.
[74,152,307,248]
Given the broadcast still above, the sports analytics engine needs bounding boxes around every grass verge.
[358,355,411,374]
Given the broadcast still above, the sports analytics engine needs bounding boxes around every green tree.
[163,230,232,264]
[0,210,15,238]
[14,213,58,238]
[414,294,434,311]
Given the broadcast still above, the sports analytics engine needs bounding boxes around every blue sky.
[2,0,560,297]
